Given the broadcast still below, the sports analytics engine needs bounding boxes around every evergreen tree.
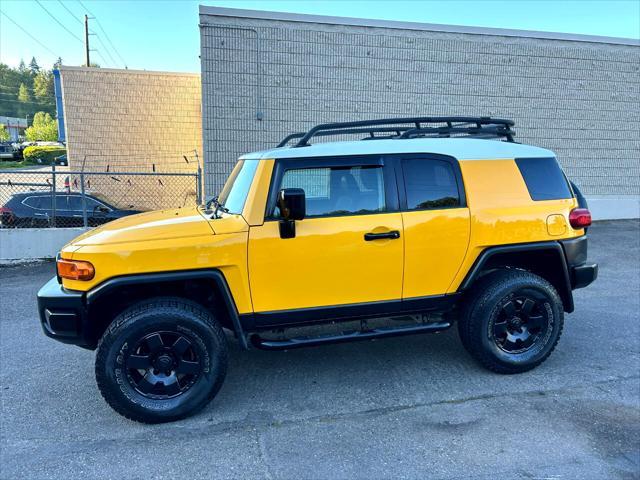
[18,83,31,102]
[29,57,40,75]
[33,71,53,99]
[54,57,63,69]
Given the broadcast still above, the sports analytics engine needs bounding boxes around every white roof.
[240,138,555,161]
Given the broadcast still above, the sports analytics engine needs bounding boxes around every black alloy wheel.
[491,290,551,354]
[95,297,228,423]
[125,331,202,399]
[458,269,564,374]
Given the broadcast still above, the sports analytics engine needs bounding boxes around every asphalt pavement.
[1,220,638,479]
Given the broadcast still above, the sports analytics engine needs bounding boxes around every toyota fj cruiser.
[38,117,597,423]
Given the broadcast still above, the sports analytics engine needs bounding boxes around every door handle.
[364,230,400,241]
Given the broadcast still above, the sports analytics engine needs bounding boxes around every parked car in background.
[0,191,141,228]
[0,143,15,160]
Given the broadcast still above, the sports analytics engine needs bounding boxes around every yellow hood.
[68,207,214,247]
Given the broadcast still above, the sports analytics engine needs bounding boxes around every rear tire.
[95,297,228,423]
[458,269,564,374]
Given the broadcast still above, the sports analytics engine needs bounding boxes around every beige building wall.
[59,66,202,210]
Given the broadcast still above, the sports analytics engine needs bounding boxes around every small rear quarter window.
[515,157,572,201]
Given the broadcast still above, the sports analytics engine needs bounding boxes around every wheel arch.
[458,242,574,313]
[84,269,248,349]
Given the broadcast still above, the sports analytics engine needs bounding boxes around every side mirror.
[278,188,305,220]
[277,188,305,238]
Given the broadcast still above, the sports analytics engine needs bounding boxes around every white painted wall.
[0,228,88,263]
[586,196,640,221]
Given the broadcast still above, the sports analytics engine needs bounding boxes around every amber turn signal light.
[57,258,95,281]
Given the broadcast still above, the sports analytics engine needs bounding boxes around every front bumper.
[37,277,92,348]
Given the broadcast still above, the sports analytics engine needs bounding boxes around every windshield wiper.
[206,195,229,218]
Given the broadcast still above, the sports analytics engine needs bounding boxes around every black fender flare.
[458,241,574,313]
[85,269,249,349]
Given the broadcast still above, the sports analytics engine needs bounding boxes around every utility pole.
[84,15,90,67]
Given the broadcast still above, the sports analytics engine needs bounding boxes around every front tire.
[95,297,228,423]
[458,270,564,374]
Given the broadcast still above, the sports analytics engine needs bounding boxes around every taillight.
[0,207,12,214]
[569,208,592,229]
[57,258,95,281]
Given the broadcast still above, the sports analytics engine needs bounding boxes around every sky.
[1,0,638,72]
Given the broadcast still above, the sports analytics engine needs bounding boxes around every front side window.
[402,159,461,210]
[278,165,385,217]
[218,160,260,214]
[67,196,84,211]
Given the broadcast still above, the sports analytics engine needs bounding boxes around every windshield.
[216,160,260,214]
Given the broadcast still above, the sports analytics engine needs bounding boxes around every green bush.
[23,145,66,165]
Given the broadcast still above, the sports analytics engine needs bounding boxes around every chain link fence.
[0,164,202,229]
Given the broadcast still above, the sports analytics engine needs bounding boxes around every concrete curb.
[0,228,89,264]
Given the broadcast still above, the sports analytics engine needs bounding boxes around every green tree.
[25,112,58,142]
[18,59,27,74]
[33,71,53,99]
[29,57,40,75]
[0,62,56,118]
[18,83,31,102]
[0,124,10,142]
[54,57,63,69]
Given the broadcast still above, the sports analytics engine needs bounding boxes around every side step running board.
[250,321,451,351]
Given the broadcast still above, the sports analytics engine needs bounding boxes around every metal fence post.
[80,172,88,228]
[194,150,203,205]
[196,165,203,205]
[51,163,57,227]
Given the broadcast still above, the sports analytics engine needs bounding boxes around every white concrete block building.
[199,7,640,219]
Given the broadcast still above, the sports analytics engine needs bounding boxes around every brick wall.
[199,9,640,200]
[60,67,202,171]
[59,67,203,209]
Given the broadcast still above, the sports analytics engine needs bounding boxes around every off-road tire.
[458,269,564,374]
[95,297,228,423]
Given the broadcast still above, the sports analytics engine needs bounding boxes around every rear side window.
[23,196,47,209]
[402,159,461,210]
[516,157,572,201]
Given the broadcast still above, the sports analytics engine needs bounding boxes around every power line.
[94,34,117,66]
[35,0,84,44]
[77,0,127,68]
[57,0,83,25]
[0,10,60,58]
[94,50,109,68]
[95,18,127,67]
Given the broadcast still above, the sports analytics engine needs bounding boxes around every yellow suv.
[38,117,597,423]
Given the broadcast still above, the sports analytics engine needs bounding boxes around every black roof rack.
[277,116,515,147]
